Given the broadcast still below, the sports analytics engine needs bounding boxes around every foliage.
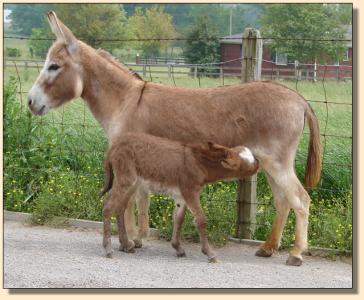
[27,4,129,54]
[127,6,176,57]
[28,27,53,58]
[260,4,348,63]
[7,4,54,36]
[31,170,103,225]
[183,16,220,72]
[53,4,129,51]
[5,47,21,57]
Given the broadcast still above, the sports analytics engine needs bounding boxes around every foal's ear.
[47,11,78,53]
[207,141,228,152]
[221,157,240,170]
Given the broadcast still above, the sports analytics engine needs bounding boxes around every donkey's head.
[28,12,83,115]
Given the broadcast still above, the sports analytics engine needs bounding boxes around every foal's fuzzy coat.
[100,132,259,262]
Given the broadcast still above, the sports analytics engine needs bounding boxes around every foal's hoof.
[208,256,220,263]
[176,250,186,258]
[133,239,143,248]
[286,255,303,266]
[106,252,113,258]
[255,248,273,257]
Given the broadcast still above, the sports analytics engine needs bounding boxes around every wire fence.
[3,35,353,251]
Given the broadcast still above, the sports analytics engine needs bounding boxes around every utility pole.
[229,8,233,36]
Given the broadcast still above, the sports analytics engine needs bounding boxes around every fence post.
[194,65,198,78]
[220,66,223,85]
[236,28,262,239]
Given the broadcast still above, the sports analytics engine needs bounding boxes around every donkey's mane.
[96,49,143,81]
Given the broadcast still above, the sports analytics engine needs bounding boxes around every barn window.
[275,52,288,65]
[343,48,349,61]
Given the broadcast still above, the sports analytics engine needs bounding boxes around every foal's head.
[194,142,259,178]
[28,11,83,115]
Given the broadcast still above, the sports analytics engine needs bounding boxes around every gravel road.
[4,220,352,289]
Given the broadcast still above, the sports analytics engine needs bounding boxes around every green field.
[3,57,352,252]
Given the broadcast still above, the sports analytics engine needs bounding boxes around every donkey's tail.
[99,154,114,197]
[304,103,322,188]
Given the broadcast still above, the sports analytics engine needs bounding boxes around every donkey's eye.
[48,64,60,71]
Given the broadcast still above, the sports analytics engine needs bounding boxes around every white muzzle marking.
[28,83,51,115]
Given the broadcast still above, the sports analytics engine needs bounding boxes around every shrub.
[5,47,22,57]
[31,170,103,224]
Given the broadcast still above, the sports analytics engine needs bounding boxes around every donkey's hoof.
[119,240,135,253]
[133,239,143,248]
[255,248,273,257]
[119,246,135,253]
[286,255,303,266]
[208,256,220,263]
[106,252,113,258]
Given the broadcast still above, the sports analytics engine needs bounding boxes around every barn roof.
[220,25,352,47]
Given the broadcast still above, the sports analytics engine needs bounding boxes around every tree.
[28,28,54,58]
[8,4,54,36]
[183,16,220,73]
[260,4,348,63]
[54,4,129,50]
[28,4,129,57]
[127,6,176,57]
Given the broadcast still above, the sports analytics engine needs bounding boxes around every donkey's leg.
[171,200,187,257]
[116,188,137,253]
[286,181,311,266]
[134,186,150,248]
[102,194,114,258]
[269,168,311,266]
[256,173,290,257]
[115,184,137,253]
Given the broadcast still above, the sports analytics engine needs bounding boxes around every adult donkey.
[28,12,321,266]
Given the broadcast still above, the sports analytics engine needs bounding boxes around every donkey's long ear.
[47,11,78,52]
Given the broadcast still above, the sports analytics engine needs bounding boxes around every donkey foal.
[100,132,258,262]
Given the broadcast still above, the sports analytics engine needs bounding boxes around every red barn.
[219,26,352,80]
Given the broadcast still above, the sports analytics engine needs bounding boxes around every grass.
[3,61,352,251]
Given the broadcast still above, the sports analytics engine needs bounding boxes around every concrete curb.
[228,236,352,258]
[4,211,351,258]
[4,210,160,239]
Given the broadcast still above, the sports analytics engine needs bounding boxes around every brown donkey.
[99,132,259,262]
[28,12,321,266]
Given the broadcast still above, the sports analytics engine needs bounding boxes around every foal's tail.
[99,153,114,197]
[304,103,322,188]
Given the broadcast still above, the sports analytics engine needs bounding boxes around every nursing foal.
[100,132,259,262]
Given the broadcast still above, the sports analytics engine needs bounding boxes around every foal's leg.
[171,200,187,257]
[134,186,150,248]
[124,195,138,242]
[102,194,114,258]
[184,191,217,263]
[256,173,290,257]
